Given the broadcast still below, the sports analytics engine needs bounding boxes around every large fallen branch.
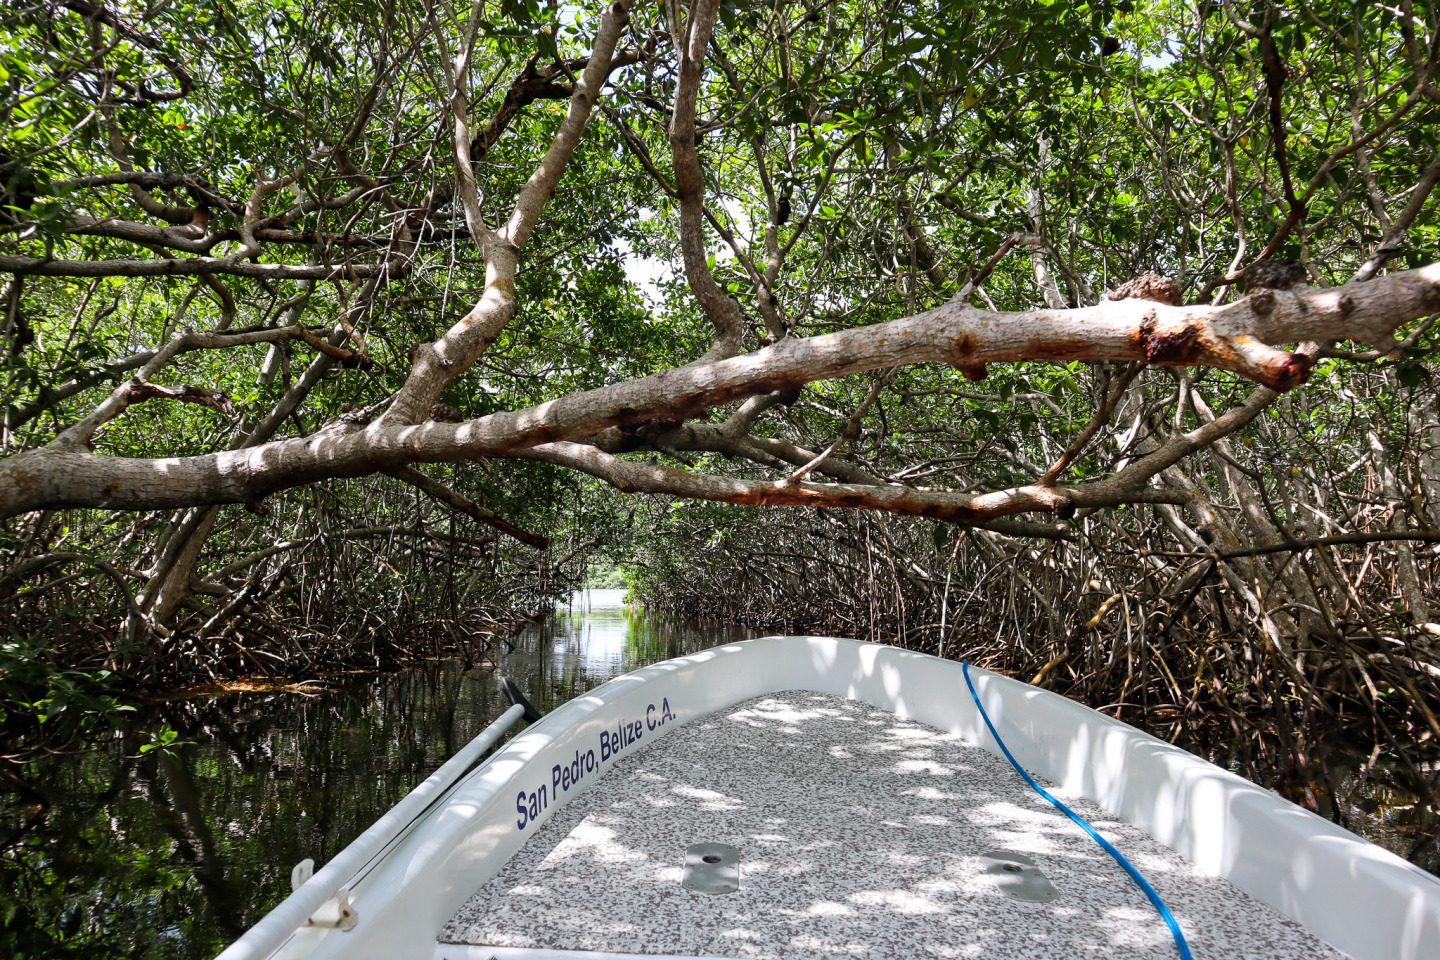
[2,264,1437,518]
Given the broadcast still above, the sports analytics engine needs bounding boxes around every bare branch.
[3,264,1438,518]
[387,465,549,549]
[0,253,389,280]
[668,0,745,362]
[516,441,1173,524]
[384,0,634,425]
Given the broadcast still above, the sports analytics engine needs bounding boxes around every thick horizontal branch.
[4,324,370,434]
[580,406,1070,541]
[57,216,393,255]
[1145,531,1440,561]
[54,173,239,217]
[0,253,390,280]
[2,265,1438,518]
[122,379,234,417]
[514,441,1177,525]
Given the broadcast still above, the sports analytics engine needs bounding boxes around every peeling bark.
[3,264,1438,518]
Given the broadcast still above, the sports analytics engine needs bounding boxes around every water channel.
[0,590,748,959]
[1,591,1436,958]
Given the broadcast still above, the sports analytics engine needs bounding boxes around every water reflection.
[3,606,1437,959]
[550,589,638,674]
[1170,722,1440,875]
[0,596,748,960]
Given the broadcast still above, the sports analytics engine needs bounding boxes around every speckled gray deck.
[442,692,1348,959]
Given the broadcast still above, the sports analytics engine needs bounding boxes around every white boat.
[218,636,1440,960]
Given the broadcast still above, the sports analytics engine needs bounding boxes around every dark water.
[2,596,1438,959]
[1171,721,1440,877]
[0,591,748,960]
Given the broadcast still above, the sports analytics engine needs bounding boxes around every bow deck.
[440,692,1338,959]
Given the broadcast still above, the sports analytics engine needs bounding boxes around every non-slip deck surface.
[442,692,1347,959]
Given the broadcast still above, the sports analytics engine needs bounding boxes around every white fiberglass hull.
[224,636,1440,960]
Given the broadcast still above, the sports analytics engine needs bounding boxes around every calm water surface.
[2,595,1437,958]
[0,592,748,959]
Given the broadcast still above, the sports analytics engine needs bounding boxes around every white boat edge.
[227,635,1440,960]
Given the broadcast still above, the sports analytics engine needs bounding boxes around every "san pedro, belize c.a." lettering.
[514,697,677,830]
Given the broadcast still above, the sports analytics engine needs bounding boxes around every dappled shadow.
[444,692,1340,959]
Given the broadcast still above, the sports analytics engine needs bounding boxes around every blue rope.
[962,660,1193,960]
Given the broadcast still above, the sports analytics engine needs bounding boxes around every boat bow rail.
[228,636,1440,960]
[219,702,526,960]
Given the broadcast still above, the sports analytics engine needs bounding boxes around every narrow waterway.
[0,591,748,960]
[2,595,1437,959]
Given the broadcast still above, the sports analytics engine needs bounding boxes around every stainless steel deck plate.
[979,850,1060,902]
[682,843,739,894]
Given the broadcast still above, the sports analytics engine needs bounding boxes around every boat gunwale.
[253,636,1440,960]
